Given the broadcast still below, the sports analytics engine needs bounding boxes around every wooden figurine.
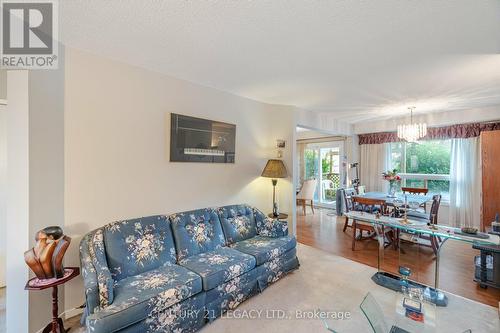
[24,226,71,279]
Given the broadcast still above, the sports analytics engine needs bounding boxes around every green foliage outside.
[390,140,451,194]
[304,149,319,180]
[303,148,340,202]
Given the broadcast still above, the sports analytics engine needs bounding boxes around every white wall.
[0,70,6,101]
[27,50,66,332]
[297,109,353,136]
[63,48,296,312]
[296,128,342,141]
[6,71,30,333]
[0,104,6,287]
[4,57,66,333]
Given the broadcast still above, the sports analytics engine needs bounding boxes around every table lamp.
[261,159,288,217]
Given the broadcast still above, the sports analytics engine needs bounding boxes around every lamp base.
[271,179,279,217]
[272,202,279,217]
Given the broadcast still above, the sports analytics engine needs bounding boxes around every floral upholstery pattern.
[230,235,297,265]
[80,204,300,333]
[103,215,177,281]
[169,208,226,261]
[86,264,202,333]
[90,229,115,307]
[80,233,100,315]
[109,294,206,333]
[178,247,256,291]
[218,204,257,244]
[253,208,289,238]
[205,270,260,321]
[258,247,299,291]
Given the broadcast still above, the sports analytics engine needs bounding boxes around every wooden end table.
[25,267,80,333]
[268,213,288,220]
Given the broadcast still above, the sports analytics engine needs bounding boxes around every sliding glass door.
[303,141,344,208]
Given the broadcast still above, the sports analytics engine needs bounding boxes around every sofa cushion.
[103,215,177,281]
[178,247,256,291]
[86,264,202,333]
[169,208,226,261]
[218,204,257,244]
[230,236,297,265]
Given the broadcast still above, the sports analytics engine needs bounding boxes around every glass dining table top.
[344,211,500,246]
[353,192,432,206]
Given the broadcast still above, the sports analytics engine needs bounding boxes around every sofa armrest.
[80,234,100,315]
[80,230,114,312]
[253,207,289,238]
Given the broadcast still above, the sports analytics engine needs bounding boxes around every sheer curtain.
[360,143,391,192]
[448,137,481,228]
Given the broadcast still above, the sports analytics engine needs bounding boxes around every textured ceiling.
[60,1,500,123]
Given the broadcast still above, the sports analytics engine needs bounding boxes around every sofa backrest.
[169,208,226,261]
[103,215,176,281]
[218,204,257,245]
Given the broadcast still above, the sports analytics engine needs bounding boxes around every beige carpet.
[71,244,500,333]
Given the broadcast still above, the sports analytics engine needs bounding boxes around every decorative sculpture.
[24,226,71,279]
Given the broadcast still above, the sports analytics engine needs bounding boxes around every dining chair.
[297,179,317,215]
[350,197,395,251]
[342,188,358,232]
[401,187,429,195]
[406,194,442,255]
[402,186,429,212]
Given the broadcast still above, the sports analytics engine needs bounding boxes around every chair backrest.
[402,187,429,195]
[342,188,357,213]
[297,179,317,200]
[352,197,386,214]
[428,194,442,224]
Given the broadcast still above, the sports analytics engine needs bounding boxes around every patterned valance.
[359,122,500,145]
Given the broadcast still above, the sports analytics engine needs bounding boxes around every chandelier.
[397,107,427,142]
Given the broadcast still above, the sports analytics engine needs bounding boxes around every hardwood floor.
[296,207,500,308]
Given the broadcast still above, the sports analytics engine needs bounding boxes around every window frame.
[389,140,451,200]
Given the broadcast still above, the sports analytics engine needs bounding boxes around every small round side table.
[268,213,288,220]
[25,267,80,333]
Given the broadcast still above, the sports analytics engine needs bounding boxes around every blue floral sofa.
[80,204,299,333]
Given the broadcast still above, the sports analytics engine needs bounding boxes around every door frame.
[303,140,345,209]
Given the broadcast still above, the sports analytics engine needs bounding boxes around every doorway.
[302,141,344,209]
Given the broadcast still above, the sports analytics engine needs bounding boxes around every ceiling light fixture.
[397,107,427,142]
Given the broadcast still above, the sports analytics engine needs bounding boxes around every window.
[389,140,451,197]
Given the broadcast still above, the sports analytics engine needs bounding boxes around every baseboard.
[64,306,83,320]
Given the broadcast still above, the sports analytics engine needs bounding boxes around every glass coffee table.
[322,291,474,333]
[360,292,436,333]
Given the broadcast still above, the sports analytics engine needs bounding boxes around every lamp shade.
[261,159,288,178]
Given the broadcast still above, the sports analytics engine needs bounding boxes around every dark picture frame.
[170,113,236,163]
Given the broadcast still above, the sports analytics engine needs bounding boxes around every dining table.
[353,191,433,207]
